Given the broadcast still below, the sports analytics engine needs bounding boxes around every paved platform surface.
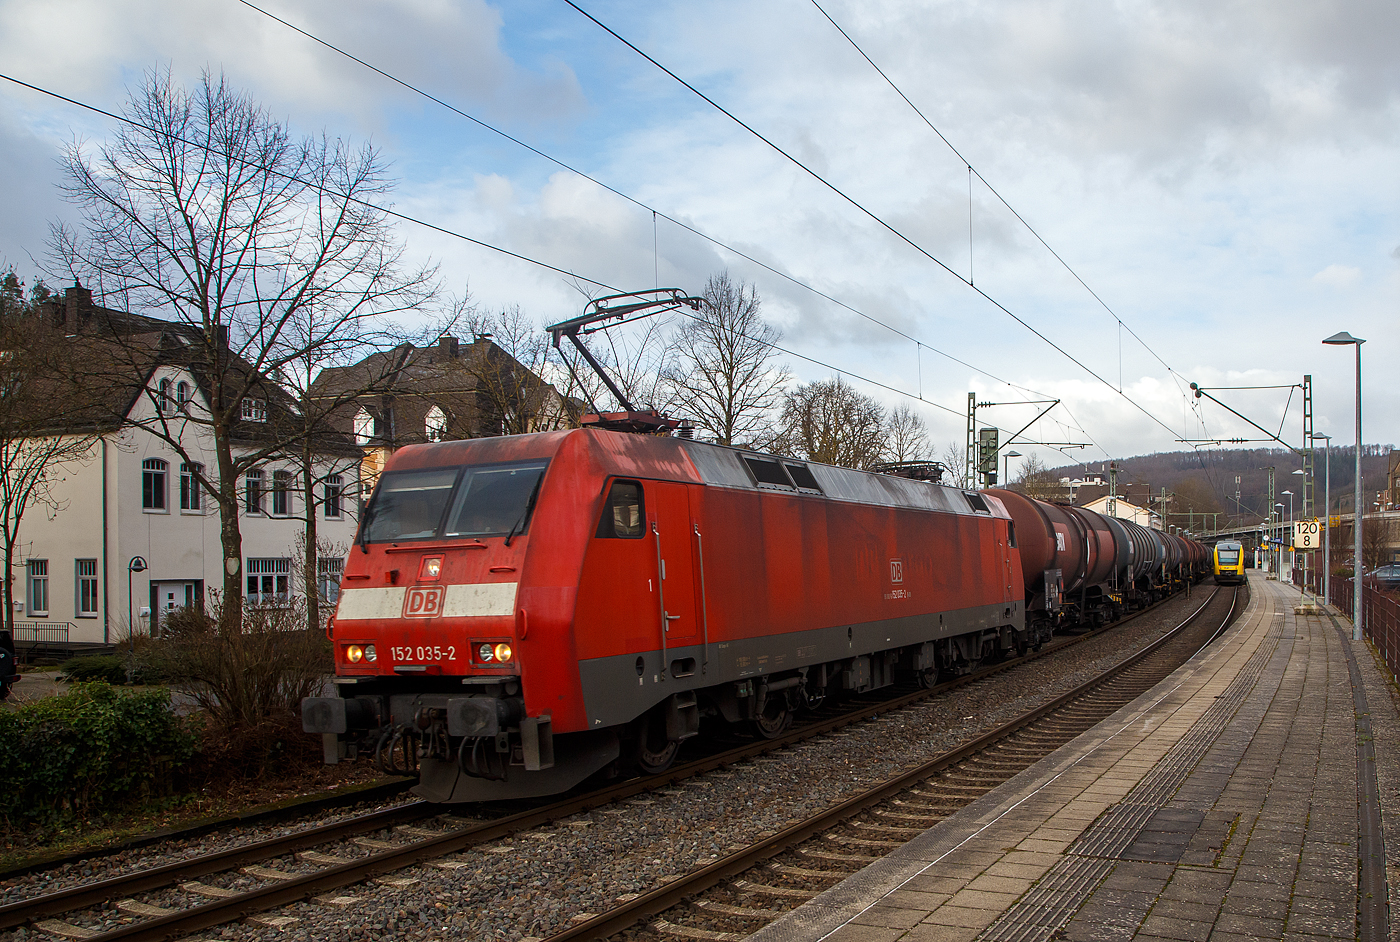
[751,574,1400,942]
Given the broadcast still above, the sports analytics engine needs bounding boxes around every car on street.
[1368,564,1400,591]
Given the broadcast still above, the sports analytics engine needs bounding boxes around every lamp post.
[1003,451,1021,487]
[127,556,147,657]
[1274,503,1285,581]
[1291,467,1308,598]
[1281,489,1294,583]
[1323,330,1365,640]
[1311,433,1331,606]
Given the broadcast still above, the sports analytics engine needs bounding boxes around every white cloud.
[1311,264,1362,287]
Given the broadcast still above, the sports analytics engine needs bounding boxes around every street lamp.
[127,556,147,656]
[1311,433,1332,606]
[1291,468,1308,598]
[1323,330,1365,640]
[1281,489,1294,582]
[1003,451,1021,487]
[1275,503,1285,580]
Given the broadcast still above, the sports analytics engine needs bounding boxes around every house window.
[323,474,343,518]
[176,381,190,411]
[241,398,267,422]
[246,557,291,604]
[180,462,203,511]
[425,405,447,441]
[27,559,48,616]
[76,559,99,617]
[318,556,344,603]
[245,468,264,514]
[157,378,173,415]
[142,458,168,511]
[354,408,375,445]
[272,470,291,516]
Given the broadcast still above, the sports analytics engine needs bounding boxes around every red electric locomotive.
[303,428,1027,802]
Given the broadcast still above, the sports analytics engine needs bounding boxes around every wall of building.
[12,366,360,645]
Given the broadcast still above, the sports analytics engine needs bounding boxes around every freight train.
[303,428,1208,803]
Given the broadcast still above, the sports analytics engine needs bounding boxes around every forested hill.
[1049,444,1394,522]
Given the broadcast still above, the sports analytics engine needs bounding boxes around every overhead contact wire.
[808,0,1182,381]
[0,72,1059,451]
[561,0,1188,445]
[231,0,1053,410]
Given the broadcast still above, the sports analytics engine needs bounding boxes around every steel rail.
[541,585,1234,942]
[3,583,1213,939]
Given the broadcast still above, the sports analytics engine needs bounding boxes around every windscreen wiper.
[504,475,544,547]
[357,501,378,554]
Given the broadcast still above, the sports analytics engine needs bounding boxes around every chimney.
[438,336,460,359]
[64,281,93,334]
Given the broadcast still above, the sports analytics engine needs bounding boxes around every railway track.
[549,583,1241,942]
[0,585,1228,942]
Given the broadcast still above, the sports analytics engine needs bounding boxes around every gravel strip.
[0,591,1216,942]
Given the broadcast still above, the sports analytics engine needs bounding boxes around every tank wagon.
[984,490,1208,637]
[303,428,1207,803]
[304,429,1027,802]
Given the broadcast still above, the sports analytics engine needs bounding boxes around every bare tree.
[776,376,885,470]
[52,69,435,627]
[461,305,577,435]
[1363,514,1397,573]
[666,272,789,446]
[883,404,930,463]
[0,282,103,632]
[940,440,969,488]
[1013,453,1061,499]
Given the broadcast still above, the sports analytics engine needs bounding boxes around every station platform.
[751,574,1400,942]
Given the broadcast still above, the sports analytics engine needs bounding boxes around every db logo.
[403,586,446,618]
[889,559,904,585]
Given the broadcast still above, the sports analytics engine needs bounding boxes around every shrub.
[0,682,198,827]
[58,654,129,684]
[143,599,331,776]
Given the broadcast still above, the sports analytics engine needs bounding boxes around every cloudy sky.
[3,0,1397,476]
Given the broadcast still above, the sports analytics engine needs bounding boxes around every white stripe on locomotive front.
[336,583,518,620]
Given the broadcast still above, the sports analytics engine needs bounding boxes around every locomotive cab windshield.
[362,460,549,543]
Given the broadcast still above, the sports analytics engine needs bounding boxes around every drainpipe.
[102,437,110,644]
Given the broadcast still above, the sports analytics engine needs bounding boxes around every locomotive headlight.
[493,642,513,663]
[419,556,442,581]
[478,642,495,662]
[364,644,377,662]
[346,645,364,663]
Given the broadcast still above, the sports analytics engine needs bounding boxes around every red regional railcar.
[303,428,1026,802]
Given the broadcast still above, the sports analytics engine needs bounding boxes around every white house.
[10,294,361,646]
[1080,495,1161,530]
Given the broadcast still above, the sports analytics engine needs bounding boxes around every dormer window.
[241,398,267,423]
[354,408,375,445]
[425,405,447,442]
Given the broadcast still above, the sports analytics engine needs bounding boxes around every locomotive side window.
[784,462,822,492]
[363,468,459,541]
[743,456,792,488]
[443,461,549,538]
[596,481,644,539]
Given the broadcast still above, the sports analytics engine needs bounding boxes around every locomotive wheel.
[631,707,680,775]
[916,667,938,689]
[751,696,791,739]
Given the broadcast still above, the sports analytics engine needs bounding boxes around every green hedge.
[58,654,129,684]
[0,682,198,826]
